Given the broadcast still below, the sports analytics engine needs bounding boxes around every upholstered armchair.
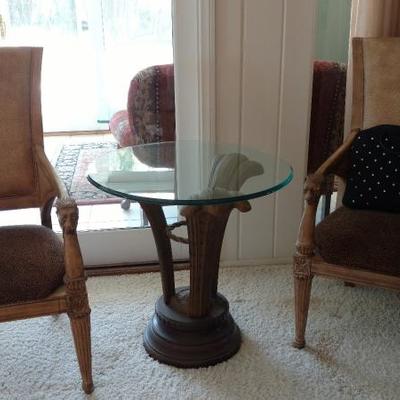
[0,47,93,393]
[293,37,400,349]
[109,63,175,148]
[109,64,175,209]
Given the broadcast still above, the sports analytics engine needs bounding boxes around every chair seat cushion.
[315,206,400,275]
[0,225,65,305]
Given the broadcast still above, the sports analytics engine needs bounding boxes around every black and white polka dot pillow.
[342,125,400,213]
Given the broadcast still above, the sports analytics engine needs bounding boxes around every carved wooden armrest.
[296,129,360,256]
[296,174,325,256]
[56,199,90,321]
[55,196,86,282]
[46,159,86,281]
[35,145,86,287]
[314,128,360,178]
[56,197,79,233]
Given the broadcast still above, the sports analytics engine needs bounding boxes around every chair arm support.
[56,199,90,321]
[56,198,86,280]
[35,145,85,279]
[296,129,360,256]
[296,173,325,256]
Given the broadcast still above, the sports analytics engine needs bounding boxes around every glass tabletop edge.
[86,166,293,207]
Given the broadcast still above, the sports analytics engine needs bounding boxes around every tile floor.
[0,132,178,232]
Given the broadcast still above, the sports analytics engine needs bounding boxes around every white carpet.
[1,265,399,400]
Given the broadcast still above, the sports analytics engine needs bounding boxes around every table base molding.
[143,288,241,368]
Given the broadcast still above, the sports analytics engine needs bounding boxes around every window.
[0,0,173,132]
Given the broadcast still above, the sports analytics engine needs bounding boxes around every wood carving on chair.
[64,276,90,319]
[56,198,79,232]
[57,199,90,318]
[293,255,312,279]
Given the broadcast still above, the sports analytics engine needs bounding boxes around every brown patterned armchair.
[109,63,175,148]
[109,63,175,209]
[0,47,93,393]
[293,37,400,349]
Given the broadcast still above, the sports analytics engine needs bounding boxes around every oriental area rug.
[54,142,119,205]
[1,264,399,400]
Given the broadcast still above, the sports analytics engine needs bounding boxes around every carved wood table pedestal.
[141,201,250,368]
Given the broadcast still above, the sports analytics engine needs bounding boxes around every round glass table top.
[87,141,293,206]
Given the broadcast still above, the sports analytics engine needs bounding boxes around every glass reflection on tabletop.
[87,141,293,206]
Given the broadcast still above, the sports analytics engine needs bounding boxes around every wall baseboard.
[85,257,292,278]
[85,260,189,277]
[220,257,292,268]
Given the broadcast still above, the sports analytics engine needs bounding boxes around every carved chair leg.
[293,273,313,349]
[69,314,93,394]
[293,255,313,349]
[57,199,93,393]
[65,277,94,394]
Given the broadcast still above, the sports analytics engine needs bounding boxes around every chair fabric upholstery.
[0,47,57,211]
[0,225,65,305]
[352,37,400,130]
[0,48,37,198]
[315,206,400,276]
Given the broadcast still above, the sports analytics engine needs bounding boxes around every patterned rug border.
[54,142,120,205]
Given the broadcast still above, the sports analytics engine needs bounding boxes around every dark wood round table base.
[143,287,241,368]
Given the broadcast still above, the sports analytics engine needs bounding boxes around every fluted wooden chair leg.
[65,276,94,394]
[69,314,93,394]
[293,274,313,349]
[293,256,313,349]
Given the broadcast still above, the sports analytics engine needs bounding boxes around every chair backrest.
[127,64,175,145]
[352,37,400,130]
[0,47,57,211]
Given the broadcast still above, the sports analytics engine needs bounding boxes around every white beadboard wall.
[215,0,317,263]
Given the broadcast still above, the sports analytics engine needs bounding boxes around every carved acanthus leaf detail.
[64,276,91,319]
[293,255,312,279]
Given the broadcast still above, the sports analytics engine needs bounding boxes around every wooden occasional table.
[88,140,292,368]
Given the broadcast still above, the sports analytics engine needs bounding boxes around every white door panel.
[79,227,188,266]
